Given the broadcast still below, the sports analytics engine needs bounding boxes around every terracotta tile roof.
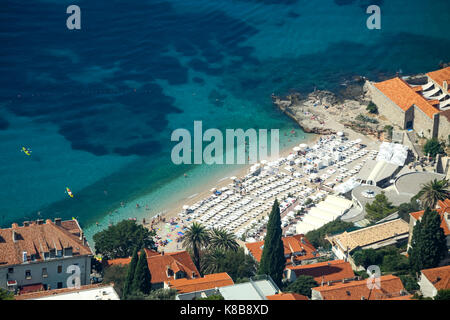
[327,219,409,253]
[312,275,406,300]
[421,265,450,291]
[427,67,450,89]
[385,294,414,300]
[144,249,200,284]
[14,284,109,300]
[166,272,234,294]
[19,283,44,294]
[374,77,440,118]
[245,234,317,265]
[287,260,355,284]
[266,292,309,300]
[409,199,450,236]
[0,219,93,266]
[105,257,132,267]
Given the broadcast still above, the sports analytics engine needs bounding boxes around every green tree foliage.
[122,247,139,299]
[416,179,449,210]
[93,220,155,259]
[285,275,318,298]
[209,228,239,252]
[399,275,419,293]
[397,200,421,222]
[202,247,257,282]
[183,222,210,275]
[257,199,285,287]
[380,248,409,273]
[423,138,444,158]
[145,288,177,300]
[366,101,378,114]
[408,208,447,274]
[352,246,409,273]
[365,192,397,222]
[305,219,355,249]
[434,289,450,300]
[384,125,393,140]
[0,288,14,300]
[102,264,128,299]
[352,248,382,269]
[131,249,151,295]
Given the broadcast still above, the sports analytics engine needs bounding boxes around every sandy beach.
[145,133,321,252]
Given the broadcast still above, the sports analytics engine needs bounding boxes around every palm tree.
[182,222,210,274]
[209,227,239,252]
[202,248,226,275]
[416,179,449,209]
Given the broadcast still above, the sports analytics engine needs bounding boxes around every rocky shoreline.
[272,77,392,140]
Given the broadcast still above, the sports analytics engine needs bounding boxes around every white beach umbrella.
[293,146,301,152]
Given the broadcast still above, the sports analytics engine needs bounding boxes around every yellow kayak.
[21,147,32,156]
[66,187,74,198]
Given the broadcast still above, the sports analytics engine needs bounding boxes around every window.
[57,265,62,273]
[8,268,14,274]
[57,282,63,289]
[25,270,32,280]
[42,268,48,278]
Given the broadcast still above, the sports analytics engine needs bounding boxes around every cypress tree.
[122,247,138,299]
[258,199,285,287]
[408,208,447,275]
[132,249,152,295]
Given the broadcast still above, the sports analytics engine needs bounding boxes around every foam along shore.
[153,129,381,253]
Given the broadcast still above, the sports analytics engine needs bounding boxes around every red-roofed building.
[165,272,234,294]
[419,265,450,298]
[427,67,450,94]
[244,234,318,267]
[369,67,450,140]
[285,259,355,284]
[266,292,308,300]
[0,218,93,294]
[311,274,407,300]
[408,199,450,252]
[144,249,200,289]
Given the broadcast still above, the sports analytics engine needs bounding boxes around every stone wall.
[438,114,450,142]
[367,82,407,129]
[412,105,436,139]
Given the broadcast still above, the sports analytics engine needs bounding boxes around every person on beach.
[136,203,140,208]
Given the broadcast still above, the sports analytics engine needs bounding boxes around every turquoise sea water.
[1,0,449,245]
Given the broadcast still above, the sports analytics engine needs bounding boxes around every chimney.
[54,218,62,226]
[37,219,44,225]
[12,223,19,229]
[23,221,30,227]
[161,251,164,256]
[321,276,325,286]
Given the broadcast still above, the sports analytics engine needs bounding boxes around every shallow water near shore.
[0,0,449,246]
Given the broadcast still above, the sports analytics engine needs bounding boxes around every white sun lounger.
[423,86,440,98]
[421,81,434,91]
